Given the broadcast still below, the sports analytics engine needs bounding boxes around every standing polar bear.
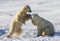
[30,14,55,36]
[6,5,32,38]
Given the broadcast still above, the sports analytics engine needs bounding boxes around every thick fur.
[6,5,31,38]
[31,14,55,36]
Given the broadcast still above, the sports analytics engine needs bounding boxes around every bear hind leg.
[12,26,22,37]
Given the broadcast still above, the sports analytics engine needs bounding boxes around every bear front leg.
[37,29,41,37]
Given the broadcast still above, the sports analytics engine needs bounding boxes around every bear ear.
[32,14,38,17]
[25,5,32,12]
[27,5,32,12]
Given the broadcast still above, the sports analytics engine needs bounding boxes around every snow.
[0,0,60,41]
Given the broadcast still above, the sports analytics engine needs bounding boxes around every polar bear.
[6,5,32,38]
[29,14,55,36]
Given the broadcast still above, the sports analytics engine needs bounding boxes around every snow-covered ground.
[0,0,60,41]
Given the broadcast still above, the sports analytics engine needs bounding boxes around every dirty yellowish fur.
[6,5,32,38]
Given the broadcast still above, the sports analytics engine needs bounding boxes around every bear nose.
[26,14,31,19]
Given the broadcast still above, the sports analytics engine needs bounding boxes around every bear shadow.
[55,32,60,36]
[0,29,7,36]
